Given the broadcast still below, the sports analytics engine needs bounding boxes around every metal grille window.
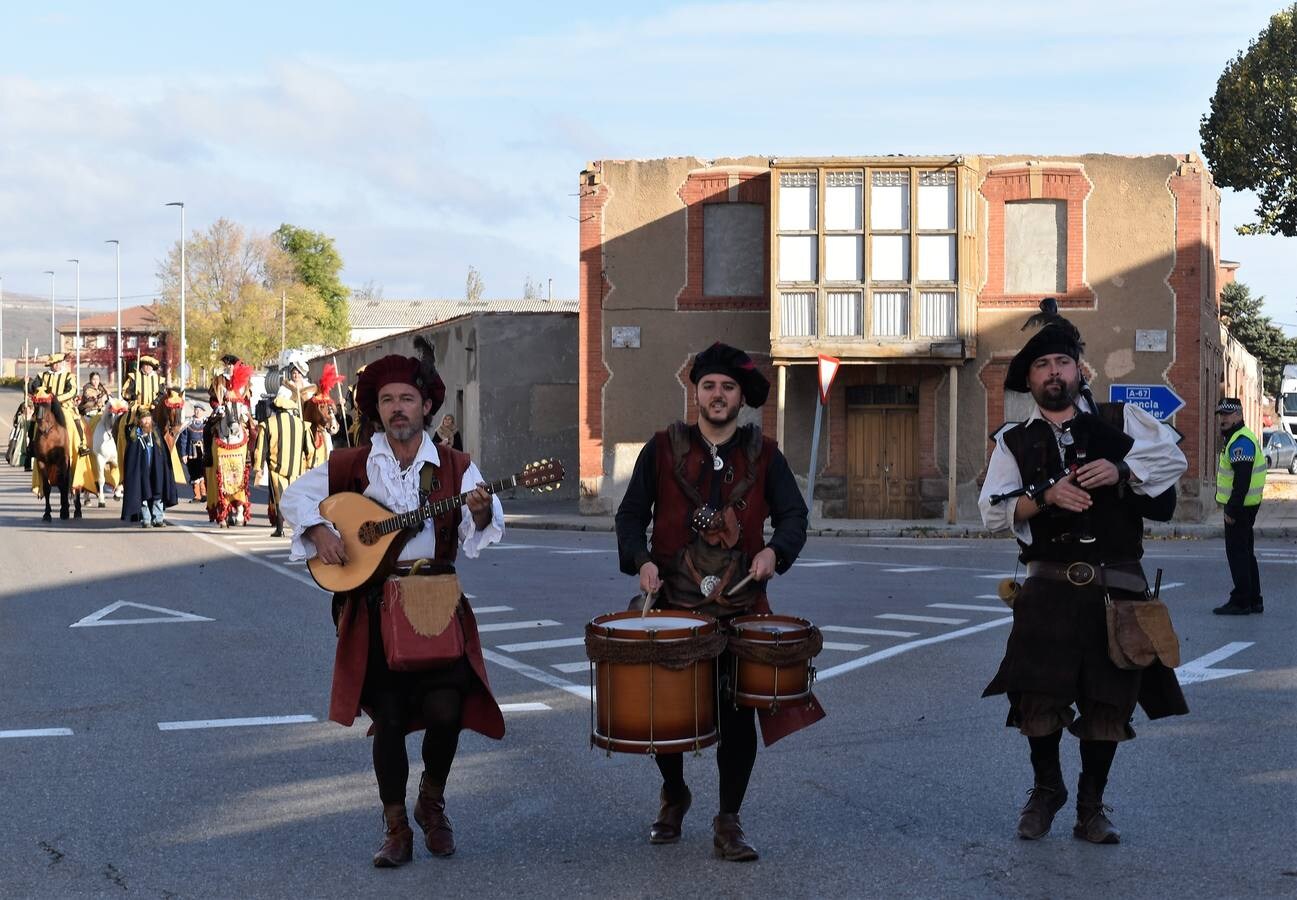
[780,291,816,337]
[826,291,863,336]
[919,291,956,337]
[872,291,908,337]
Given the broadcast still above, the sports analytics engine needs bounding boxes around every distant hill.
[3,293,94,359]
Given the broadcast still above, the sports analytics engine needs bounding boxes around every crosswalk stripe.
[877,613,969,625]
[497,636,586,652]
[479,648,587,699]
[551,661,591,674]
[882,567,940,573]
[477,619,562,633]
[471,605,514,615]
[928,603,1008,613]
[499,702,551,712]
[821,625,919,638]
[822,641,868,652]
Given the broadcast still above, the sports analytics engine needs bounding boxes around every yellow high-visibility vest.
[1216,426,1266,507]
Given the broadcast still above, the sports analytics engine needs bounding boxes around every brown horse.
[30,398,81,521]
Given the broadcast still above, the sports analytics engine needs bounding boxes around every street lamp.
[0,275,4,374]
[44,270,55,358]
[165,202,185,388]
[67,258,80,382]
[106,240,121,391]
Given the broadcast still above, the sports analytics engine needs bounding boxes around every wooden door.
[847,407,919,518]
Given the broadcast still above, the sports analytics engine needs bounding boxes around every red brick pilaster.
[579,167,612,485]
[1166,167,1205,482]
[980,165,1094,309]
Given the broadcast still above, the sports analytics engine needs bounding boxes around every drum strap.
[728,627,823,666]
[584,629,728,671]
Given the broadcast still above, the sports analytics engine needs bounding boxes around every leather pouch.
[1105,596,1181,670]
[380,561,465,671]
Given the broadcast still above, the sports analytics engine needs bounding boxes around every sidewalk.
[505,478,1297,540]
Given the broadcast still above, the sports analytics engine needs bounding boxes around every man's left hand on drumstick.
[749,547,777,582]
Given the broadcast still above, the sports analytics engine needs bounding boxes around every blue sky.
[0,1,1291,333]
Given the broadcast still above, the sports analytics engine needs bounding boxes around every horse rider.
[122,355,162,415]
[38,353,89,457]
[614,341,817,862]
[209,353,242,407]
[254,385,310,537]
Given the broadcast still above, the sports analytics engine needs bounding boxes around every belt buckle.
[1065,562,1095,586]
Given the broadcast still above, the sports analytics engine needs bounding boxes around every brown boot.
[649,784,691,844]
[372,805,413,868]
[413,774,456,857]
[712,813,759,862]
[1017,782,1068,840]
[1073,775,1120,844]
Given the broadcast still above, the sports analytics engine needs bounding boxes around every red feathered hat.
[355,337,445,425]
[227,362,254,401]
[316,362,345,397]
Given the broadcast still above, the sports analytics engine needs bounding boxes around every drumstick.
[726,572,756,598]
[640,587,657,618]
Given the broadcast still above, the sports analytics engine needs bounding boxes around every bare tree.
[523,275,541,300]
[353,279,384,304]
[466,266,485,303]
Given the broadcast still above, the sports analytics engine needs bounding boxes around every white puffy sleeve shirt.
[280,431,504,566]
[978,399,1187,543]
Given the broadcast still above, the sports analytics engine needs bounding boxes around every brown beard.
[1032,377,1077,412]
[699,399,739,426]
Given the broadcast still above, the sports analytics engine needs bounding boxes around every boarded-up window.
[703,203,765,296]
[1005,200,1066,294]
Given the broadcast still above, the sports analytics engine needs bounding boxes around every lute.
[307,458,564,592]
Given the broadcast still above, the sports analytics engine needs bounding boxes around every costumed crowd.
[4,302,1264,873]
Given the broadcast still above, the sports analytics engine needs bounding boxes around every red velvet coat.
[324,444,505,740]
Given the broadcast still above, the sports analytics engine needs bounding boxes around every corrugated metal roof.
[349,299,577,329]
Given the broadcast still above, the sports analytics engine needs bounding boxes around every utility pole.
[281,289,286,358]
[67,258,81,383]
[166,202,186,387]
[106,240,121,391]
[44,270,55,359]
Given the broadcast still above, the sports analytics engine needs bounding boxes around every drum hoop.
[589,609,718,641]
[729,613,814,643]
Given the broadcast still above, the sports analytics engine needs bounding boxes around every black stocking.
[1079,739,1117,785]
[655,753,687,798]
[717,703,757,815]
[419,687,464,786]
[370,692,410,805]
[1027,729,1064,787]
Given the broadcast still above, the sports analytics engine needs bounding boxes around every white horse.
[90,405,126,506]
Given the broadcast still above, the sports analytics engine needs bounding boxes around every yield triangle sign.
[70,601,214,628]
[817,355,841,405]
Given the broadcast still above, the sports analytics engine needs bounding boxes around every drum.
[585,610,725,755]
[728,614,821,709]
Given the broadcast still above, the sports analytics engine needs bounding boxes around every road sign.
[817,355,841,405]
[1109,383,1185,420]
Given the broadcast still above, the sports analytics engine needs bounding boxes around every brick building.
[578,153,1260,522]
[58,304,173,389]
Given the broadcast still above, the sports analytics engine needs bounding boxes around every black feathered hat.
[1004,298,1085,393]
[355,336,446,426]
[689,342,770,408]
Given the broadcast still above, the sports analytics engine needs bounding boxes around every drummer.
[614,341,817,862]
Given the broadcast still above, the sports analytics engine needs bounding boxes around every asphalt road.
[1,459,1294,898]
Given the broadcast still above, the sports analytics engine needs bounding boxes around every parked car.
[1262,429,1297,473]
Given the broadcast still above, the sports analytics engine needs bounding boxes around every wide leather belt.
[1026,560,1147,594]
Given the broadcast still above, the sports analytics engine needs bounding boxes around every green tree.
[1219,281,1297,394]
[1199,4,1297,236]
[273,224,351,345]
[155,218,331,382]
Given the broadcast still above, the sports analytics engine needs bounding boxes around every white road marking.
[71,601,213,628]
[484,544,548,551]
[496,636,587,652]
[1176,642,1255,686]
[816,617,1013,682]
[978,573,1020,580]
[552,661,591,674]
[976,595,1004,600]
[476,619,562,633]
[0,728,73,738]
[882,567,941,573]
[876,613,969,625]
[471,605,514,615]
[1158,582,1184,590]
[480,648,587,698]
[822,641,868,652]
[821,625,920,638]
[795,561,855,568]
[157,715,318,731]
[928,603,1009,613]
[1258,559,1297,565]
[499,702,551,712]
[266,553,292,559]
[177,522,321,589]
[850,544,965,551]
[552,549,614,555]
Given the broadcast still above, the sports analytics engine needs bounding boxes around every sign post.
[805,355,841,510]
[1108,384,1185,421]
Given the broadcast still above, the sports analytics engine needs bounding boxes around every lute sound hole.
[358,522,379,545]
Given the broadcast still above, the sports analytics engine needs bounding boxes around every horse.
[302,389,340,470]
[89,401,128,506]
[206,396,254,528]
[29,397,81,521]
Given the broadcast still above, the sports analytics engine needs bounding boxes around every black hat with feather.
[1004,298,1085,393]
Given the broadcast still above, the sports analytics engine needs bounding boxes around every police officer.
[1212,398,1266,615]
